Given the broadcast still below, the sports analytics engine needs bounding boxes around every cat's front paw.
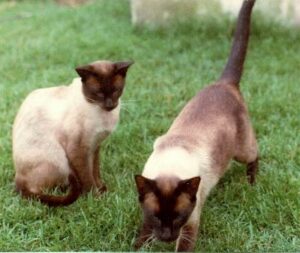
[98,184,107,193]
[93,185,107,197]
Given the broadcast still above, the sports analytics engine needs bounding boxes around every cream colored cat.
[134,0,258,251]
[13,60,133,206]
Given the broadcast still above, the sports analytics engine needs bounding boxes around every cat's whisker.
[121,102,137,107]
[138,232,154,240]
[121,107,131,113]
[138,233,151,239]
[179,233,195,244]
[122,99,139,102]
[179,236,193,245]
[143,234,156,247]
[121,99,140,105]
[120,103,131,107]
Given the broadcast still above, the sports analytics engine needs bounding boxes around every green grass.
[0,0,300,251]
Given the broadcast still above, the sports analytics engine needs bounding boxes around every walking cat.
[13,60,133,206]
[134,0,258,251]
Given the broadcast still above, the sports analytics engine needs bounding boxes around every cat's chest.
[62,91,121,143]
[86,104,120,136]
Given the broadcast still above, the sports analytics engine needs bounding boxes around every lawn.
[0,0,299,251]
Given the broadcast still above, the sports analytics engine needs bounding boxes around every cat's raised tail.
[16,173,81,207]
[219,0,256,87]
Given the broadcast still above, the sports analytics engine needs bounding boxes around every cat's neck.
[142,142,211,180]
[58,78,120,135]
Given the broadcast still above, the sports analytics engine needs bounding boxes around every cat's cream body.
[142,144,218,237]
[13,78,120,195]
[138,83,257,251]
[143,144,216,199]
[135,1,257,251]
[13,60,133,206]
[144,141,211,180]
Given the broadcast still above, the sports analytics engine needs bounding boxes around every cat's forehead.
[155,176,180,196]
[90,61,115,76]
[143,176,190,213]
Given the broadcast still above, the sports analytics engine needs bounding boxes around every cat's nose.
[160,228,172,241]
[105,99,113,107]
[104,99,115,111]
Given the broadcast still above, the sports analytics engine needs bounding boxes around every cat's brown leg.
[247,157,259,185]
[234,124,259,185]
[66,142,95,193]
[93,146,107,193]
[175,190,208,252]
[176,223,198,252]
[134,223,153,250]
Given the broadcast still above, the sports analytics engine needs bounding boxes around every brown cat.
[134,0,257,251]
[13,60,133,206]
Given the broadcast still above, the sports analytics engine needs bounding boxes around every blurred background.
[131,0,300,26]
[2,0,300,26]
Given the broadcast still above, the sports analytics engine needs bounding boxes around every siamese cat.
[135,0,258,251]
[13,60,133,206]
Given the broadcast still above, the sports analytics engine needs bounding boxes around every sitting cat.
[13,60,133,206]
[134,0,258,251]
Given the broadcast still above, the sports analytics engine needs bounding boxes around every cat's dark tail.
[219,0,256,87]
[17,173,81,207]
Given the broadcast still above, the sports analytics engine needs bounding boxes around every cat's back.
[13,85,70,130]
[18,84,69,115]
[12,83,78,179]
[169,83,247,140]
[12,83,74,157]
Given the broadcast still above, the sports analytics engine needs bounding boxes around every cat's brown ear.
[114,61,134,77]
[75,65,94,81]
[179,176,201,197]
[135,175,155,200]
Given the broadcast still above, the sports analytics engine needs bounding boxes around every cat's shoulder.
[23,78,81,104]
[27,85,68,100]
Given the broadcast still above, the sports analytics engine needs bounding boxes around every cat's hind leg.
[15,162,68,197]
[246,157,259,185]
[234,125,259,185]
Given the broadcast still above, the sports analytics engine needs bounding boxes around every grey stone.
[131,0,300,26]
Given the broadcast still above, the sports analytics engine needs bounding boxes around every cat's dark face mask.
[75,61,133,111]
[135,175,200,242]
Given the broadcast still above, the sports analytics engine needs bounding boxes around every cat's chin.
[158,237,178,243]
[101,106,117,112]
[155,233,179,243]
[97,103,118,112]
